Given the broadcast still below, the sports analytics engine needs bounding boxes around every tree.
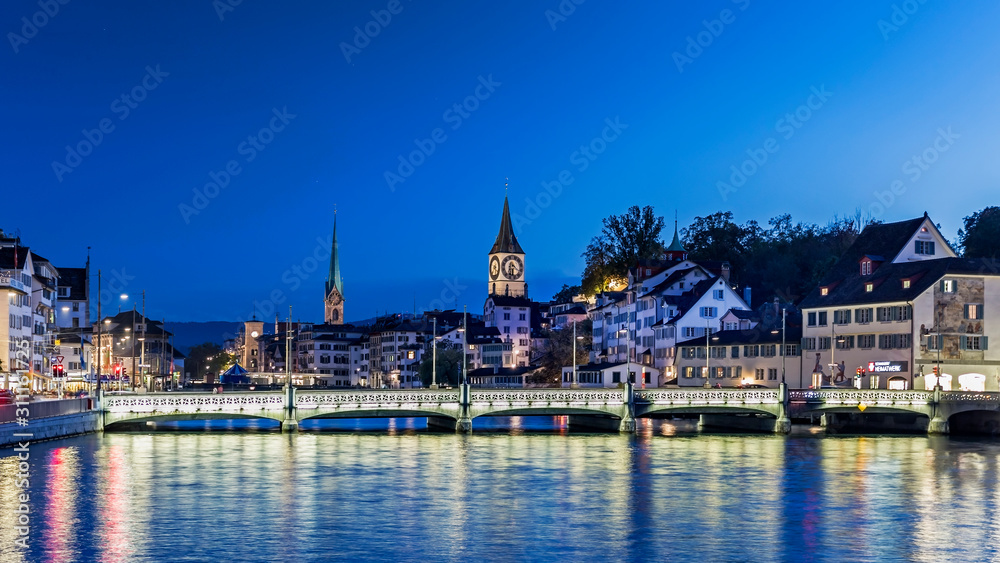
[551,284,581,304]
[418,346,465,387]
[959,206,1000,258]
[187,342,233,381]
[529,318,592,386]
[580,206,666,295]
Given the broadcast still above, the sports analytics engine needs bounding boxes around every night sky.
[3,1,999,323]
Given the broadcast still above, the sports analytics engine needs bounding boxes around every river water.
[2,418,1000,562]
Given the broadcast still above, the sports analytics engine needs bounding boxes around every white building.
[800,213,1000,391]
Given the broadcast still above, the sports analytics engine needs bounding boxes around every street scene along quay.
[4,1,1000,561]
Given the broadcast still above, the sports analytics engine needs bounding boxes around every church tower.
[324,214,345,324]
[488,196,526,297]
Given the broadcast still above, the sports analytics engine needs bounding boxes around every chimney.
[743,287,752,307]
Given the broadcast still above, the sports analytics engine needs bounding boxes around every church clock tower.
[488,196,526,297]
[324,214,345,324]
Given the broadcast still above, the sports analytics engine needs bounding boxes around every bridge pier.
[927,417,949,435]
[457,384,472,433]
[281,385,298,433]
[775,383,791,434]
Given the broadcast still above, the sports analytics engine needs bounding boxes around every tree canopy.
[418,346,465,387]
[529,318,592,386]
[959,206,1000,258]
[580,206,666,294]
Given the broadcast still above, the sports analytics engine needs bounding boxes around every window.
[855,308,873,324]
[768,368,777,381]
[818,312,828,326]
[902,279,911,289]
[503,327,510,334]
[865,283,874,292]
[876,305,912,322]
[784,344,798,357]
[820,287,829,296]
[834,310,851,324]
[72,302,79,312]
[807,312,817,327]
[858,334,876,349]
[503,313,510,320]
[731,346,739,359]
[965,304,983,320]
[861,261,871,276]
[700,307,717,318]
[519,313,526,321]
[761,344,776,357]
[878,333,912,349]
[725,322,737,330]
[613,371,622,383]
[961,336,988,350]
[755,368,764,380]
[58,287,69,297]
[818,337,831,350]
[713,289,724,300]
[743,345,759,358]
[915,240,935,255]
[925,334,942,350]
[801,337,816,350]
[941,279,957,293]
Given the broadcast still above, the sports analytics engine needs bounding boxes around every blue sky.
[2,1,999,322]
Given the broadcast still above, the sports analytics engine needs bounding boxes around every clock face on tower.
[250,331,259,338]
[501,255,523,280]
[490,256,500,280]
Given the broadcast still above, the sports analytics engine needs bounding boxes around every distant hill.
[164,322,243,354]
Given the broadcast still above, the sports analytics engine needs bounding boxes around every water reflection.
[3,431,1000,561]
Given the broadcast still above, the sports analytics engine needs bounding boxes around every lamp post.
[934,309,942,391]
[462,305,468,386]
[430,316,438,389]
[781,307,786,385]
[704,321,712,389]
[571,320,580,389]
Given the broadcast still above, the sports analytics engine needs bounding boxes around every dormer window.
[865,282,874,292]
[902,279,911,289]
[861,261,871,276]
[820,287,829,296]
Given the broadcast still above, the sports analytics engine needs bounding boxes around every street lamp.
[771,307,787,386]
[430,316,438,389]
[571,319,584,389]
[704,321,712,389]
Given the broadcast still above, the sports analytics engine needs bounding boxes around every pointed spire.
[666,209,685,252]
[490,195,523,254]
[326,211,343,297]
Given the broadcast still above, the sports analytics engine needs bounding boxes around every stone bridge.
[99,386,1000,434]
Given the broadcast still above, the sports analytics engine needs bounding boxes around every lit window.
[902,279,911,289]
[942,279,957,293]
[820,287,828,296]
[865,283,874,292]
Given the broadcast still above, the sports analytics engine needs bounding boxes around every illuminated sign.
[867,360,908,373]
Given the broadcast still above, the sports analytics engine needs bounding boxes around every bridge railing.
[103,393,285,412]
[635,388,779,404]
[469,388,624,404]
[296,389,461,407]
[788,389,932,404]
